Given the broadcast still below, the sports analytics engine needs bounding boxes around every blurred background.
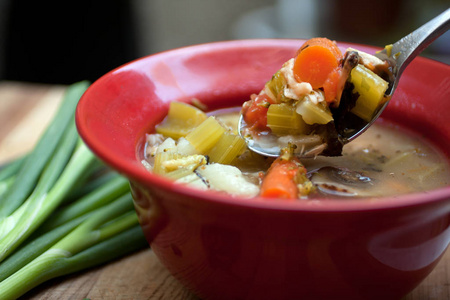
[0,0,448,84]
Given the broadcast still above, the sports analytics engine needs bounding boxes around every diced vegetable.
[152,136,207,178]
[165,164,198,180]
[153,151,179,175]
[267,103,310,135]
[259,147,311,199]
[175,173,209,190]
[156,101,207,139]
[322,67,342,103]
[242,93,273,132]
[163,155,207,180]
[349,64,389,122]
[162,155,207,173]
[265,70,289,103]
[293,38,342,89]
[295,96,333,125]
[152,138,178,174]
[185,116,226,154]
[208,132,247,164]
[195,163,259,197]
[260,160,299,199]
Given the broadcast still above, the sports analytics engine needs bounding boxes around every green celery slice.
[350,64,389,122]
[267,103,310,135]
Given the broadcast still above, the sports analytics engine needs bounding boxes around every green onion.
[0,155,26,182]
[0,81,90,217]
[38,174,130,232]
[63,168,121,203]
[0,173,129,281]
[0,206,145,300]
[0,81,148,299]
[0,156,26,198]
[0,130,96,260]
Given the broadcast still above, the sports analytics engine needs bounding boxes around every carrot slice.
[260,158,299,199]
[259,150,309,200]
[293,38,342,90]
[297,38,342,59]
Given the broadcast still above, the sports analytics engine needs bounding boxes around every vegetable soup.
[141,38,449,201]
[142,107,450,200]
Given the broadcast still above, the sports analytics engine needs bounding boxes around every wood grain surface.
[0,81,448,300]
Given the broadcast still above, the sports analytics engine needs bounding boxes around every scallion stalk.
[0,81,149,299]
[0,81,90,217]
[0,155,26,182]
[0,173,130,281]
[0,138,96,261]
[0,194,142,299]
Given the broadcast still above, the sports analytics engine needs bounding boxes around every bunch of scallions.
[0,81,148,299]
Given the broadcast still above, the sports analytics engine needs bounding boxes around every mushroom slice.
[310,166,375,197]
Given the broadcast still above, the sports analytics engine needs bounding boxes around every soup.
[142,107,450,200]
[141,37,449,201]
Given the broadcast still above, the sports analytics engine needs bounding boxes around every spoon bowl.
[239,8,450,158]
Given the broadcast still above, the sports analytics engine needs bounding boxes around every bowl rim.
[76,38,450,213]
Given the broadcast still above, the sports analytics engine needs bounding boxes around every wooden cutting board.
[0,81,448,299]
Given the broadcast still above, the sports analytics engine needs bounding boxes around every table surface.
[0,81,448,300]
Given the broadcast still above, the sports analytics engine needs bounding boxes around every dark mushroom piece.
[309,166,374,197]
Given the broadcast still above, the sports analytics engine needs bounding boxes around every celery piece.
[266,70,289,103]
[156,101,207,139]
[0,81,90,217]
[162,155,206,172]
[153,151,180,175]
[296,98,333,125]
[165,164,198,180]
[185,116,226,154]
[350,64,389,122]
[152,138,178,175]
[208,132,247,164]
[156,151,207,179]
[267,103,310,135]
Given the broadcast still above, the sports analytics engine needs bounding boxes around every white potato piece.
[196,163,259,197]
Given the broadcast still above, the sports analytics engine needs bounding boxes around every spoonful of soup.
[239,8,450,158]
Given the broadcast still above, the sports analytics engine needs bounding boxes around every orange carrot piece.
[260,156,305,199]
[293,38,342,90]
[297,38,342,59]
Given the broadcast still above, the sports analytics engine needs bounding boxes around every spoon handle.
[376,8,450,93]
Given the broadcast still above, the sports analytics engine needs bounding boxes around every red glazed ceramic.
[76,40,450,300]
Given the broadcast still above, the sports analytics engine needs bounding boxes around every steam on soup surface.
[142,106,450,200]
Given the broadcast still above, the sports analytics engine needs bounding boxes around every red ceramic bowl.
[76,39,450,300]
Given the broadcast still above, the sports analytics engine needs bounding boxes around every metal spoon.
[239,8,450,158]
